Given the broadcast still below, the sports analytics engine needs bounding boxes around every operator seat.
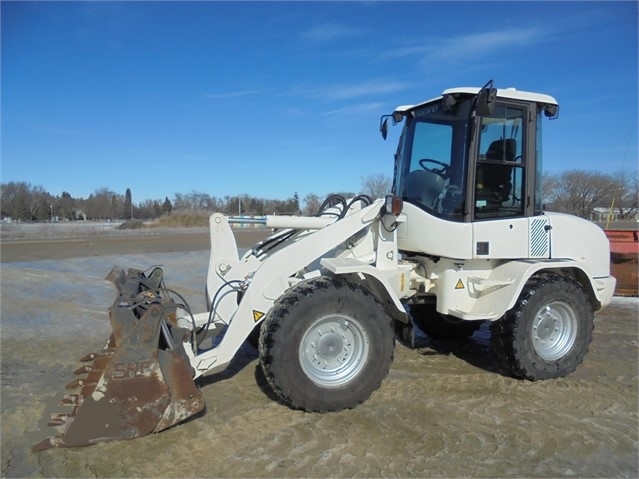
[476,139,517,204]
[404,169,445,210]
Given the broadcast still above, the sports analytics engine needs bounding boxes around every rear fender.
[433,259,614,320]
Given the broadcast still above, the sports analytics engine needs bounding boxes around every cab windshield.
[392,98,472,221]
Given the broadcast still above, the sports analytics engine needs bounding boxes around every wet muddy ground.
[1,231,637,478]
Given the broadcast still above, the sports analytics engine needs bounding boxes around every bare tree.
[541,171,559,206]
[303,193,322,215]
[85,188,118,220]
[609,171,638,220]
[360,173,392,199]
[544,170,614,219]
[173,191,219,211]
[137,198,164,219]
[29,185,53,221]
[1,181,31,220]
[0,181,53,221]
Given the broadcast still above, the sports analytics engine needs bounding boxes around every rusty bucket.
[32,266,205,451]
[604,229,639,297]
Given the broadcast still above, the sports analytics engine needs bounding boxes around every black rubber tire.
[410,304,483,339]
[245,323,261,349]
[259,276,395,412]
[490,273,594,380]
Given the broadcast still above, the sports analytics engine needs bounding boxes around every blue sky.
[2,1,637,204]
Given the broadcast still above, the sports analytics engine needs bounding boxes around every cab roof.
[393,87,558,114]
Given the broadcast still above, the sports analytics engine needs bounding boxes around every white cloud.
[300,23,365,43]
[383,27,543,63]
[435,28,542,59]
[323,102,385,117]
[317,80,411,102]
[204,89,264,99]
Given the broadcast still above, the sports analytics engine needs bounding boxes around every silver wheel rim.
[299,313,369,387]
[532,301,578,361]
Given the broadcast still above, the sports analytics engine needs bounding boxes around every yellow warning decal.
[455,279,465,290]
[253,310,265,322]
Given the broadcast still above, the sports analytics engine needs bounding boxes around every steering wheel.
[419,158,450,179]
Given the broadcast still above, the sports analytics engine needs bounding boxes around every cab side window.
[402,122,453,212]
[475,106,525,218]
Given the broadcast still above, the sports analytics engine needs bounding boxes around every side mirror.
[380,112,403,140]
[380,117,389,140]
[544,104,559,119]
[475,87,497,116]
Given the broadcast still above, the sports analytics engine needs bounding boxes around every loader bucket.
[33,267,204,451]
[605,229,639,297]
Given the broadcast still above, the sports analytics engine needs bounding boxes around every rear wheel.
[259,276,395,412]
[490,273,594,380]
[410,304,483,339]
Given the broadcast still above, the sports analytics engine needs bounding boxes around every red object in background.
[604,230,639,297]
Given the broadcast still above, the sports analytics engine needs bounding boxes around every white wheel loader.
[34,81,616,450]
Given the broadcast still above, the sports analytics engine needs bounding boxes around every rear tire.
[259,276,395,412]
[411,304,483,339]
[490,273,594,380]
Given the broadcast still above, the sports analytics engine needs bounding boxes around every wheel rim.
[299,313,369,387]
[531,300,578,361]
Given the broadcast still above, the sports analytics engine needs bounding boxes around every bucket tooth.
[47,419,66,427]
[65,378,97,390]
[65,378,85,389]
[78,335,115,362]
[32,437,63,452]
[61,394,80,406]
[48,413,72,427]
[65,378,83,389]
[79,353,97,362]
[74,365,92,375]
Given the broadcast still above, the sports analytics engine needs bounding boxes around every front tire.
[490,273,594,380]
[259,276,395,412]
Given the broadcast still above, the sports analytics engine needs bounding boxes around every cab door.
[470,100,550,259]
[472,102,528,220]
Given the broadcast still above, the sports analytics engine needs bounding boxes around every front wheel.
[490,273,594,380]
[259,276,395,412]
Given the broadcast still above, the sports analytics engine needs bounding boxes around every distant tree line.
[542,170,637,221]
[1,170,635,223]
[0,173,392,222]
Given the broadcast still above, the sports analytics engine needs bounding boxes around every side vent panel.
[529,217,550,258]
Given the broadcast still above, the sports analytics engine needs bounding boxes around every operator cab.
[381,82,559,223]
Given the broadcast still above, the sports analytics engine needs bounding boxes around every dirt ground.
[1,230,637,478]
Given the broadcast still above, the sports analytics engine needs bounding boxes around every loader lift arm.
[185,196,410,378]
